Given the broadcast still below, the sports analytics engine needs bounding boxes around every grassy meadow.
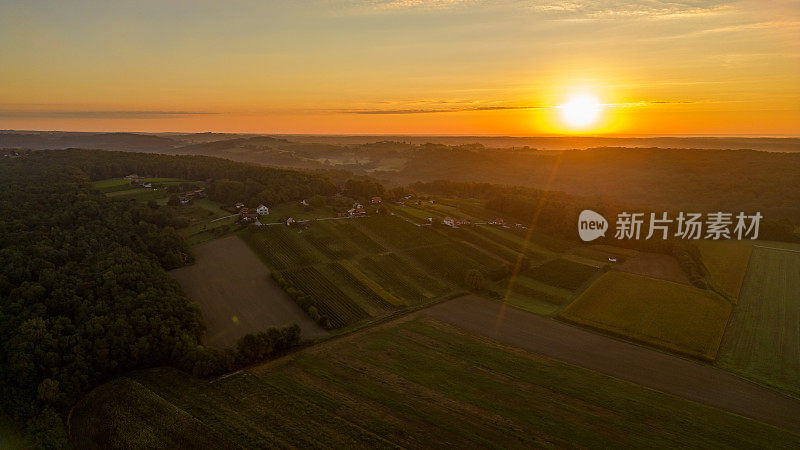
[560,271,732,360]
[695,240,753,302]
[716,246,800,397]
[70,317,800,448]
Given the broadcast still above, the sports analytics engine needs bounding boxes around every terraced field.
[357,215,439,249]
[404,242,509,285]
[497,275,574,315]
[560,271,732,360]
[72,316,800,448]
[240,226,321,270]
[282,265,372,328]
[716,245,800,397]
[354,253,450,304]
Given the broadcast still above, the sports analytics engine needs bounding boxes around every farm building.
[256,205,269,215]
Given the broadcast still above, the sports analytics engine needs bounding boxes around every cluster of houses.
[338,202,367,218]
[235,202,270,224]
[125,174,154,188]
[178,188,206,205]
[441,217,472,228]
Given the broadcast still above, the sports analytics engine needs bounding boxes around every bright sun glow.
[558,93,602,129]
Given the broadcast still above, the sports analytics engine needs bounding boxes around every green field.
[695,240,753,302]
[404,242,509,285]
[496,275,574,315]
[561,271,732,360]
[70,378,232,448]
[525,258,600,291]
[354,253,450,304]
[71,317,800,448]
[239,217,467,328]
[357,215,439,249]
[716,246,800,397]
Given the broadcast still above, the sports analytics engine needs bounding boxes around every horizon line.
[2,129,800,139]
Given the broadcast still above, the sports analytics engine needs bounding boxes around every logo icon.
[578,210,608,242]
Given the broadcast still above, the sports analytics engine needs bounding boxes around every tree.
[465,269,485,291]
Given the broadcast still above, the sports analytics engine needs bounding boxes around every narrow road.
[423,295,800,435]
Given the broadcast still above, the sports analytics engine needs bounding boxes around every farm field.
[524,258,600,292]
[171,235,326,347]
[560,271,732,360]
[71,315,800,448]
[716,246,800,397]
[240,216,463,329]
[695,240,753,301]
[356,215,439,249]
[614,251,690,285]
[424,295,800,435]
[496,275,574,315]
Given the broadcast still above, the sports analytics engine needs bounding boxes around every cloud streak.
[340,100,697,114]
[0,110,219,119]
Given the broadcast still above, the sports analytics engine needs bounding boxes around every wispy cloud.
[525,0,731,19]
[344,105,546,114]
[339,99,696,114]
[0,110,219,119]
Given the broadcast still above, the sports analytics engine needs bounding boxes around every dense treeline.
[0,151,309,448]
[42,148,339,207]
[398,147,800,224]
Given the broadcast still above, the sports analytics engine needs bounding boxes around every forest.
[0,151,326,447]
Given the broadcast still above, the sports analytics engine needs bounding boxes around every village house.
[348,208,367,217]
[124,174,139,180]
[286,217,296,226]
[142,182,152,188]
[443,217,455,227]
[300,199,309,206]
[489,218,505,226]
[370,196,382,204]
[241,212,260,224]
[256,205,269,215]
[179,196,191,205]
[235,202,245,209]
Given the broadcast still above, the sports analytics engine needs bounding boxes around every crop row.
[282,265,370,328]
[242,227,318,270]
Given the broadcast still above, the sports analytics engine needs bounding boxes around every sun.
[558,93,602,129]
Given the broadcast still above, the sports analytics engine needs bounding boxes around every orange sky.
[1,1,798,136]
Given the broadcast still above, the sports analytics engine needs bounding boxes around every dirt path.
[423,295,800,434]
[171,235,327,347]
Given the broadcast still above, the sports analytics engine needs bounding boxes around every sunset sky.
[1,0,798,135]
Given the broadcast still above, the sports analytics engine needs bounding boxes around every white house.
[443,217,455,227]
[256,205,269,215]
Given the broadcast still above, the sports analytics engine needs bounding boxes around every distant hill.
[0,131,182,151]
[270,135,800,152]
